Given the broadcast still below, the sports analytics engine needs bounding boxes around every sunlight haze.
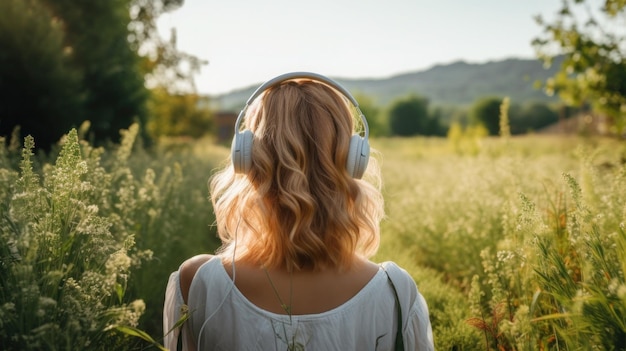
[157,0,563,95]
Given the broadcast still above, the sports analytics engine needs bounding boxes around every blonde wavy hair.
[210,78,384,271]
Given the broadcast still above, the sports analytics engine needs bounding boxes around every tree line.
[356,93,564,138]
[0,0,209,150]
[2,0,625,151]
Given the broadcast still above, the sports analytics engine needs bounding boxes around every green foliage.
[509,102,560,134]
[466,164,626,349]
[388,94,440,136]
[3,120,626,350]
[446,122,489,156]
[0,0,207,150]
[525,168,626,348]
[374,135,626,350]
[0,0,149,149]
[0,129,144,350]
[470,97,503,136]
[147,88,213,139]
[388,95,425,136]
[42,0,150,146]
[534,0,626,135]
[129,0,207,94]
[428,107,448,136]
[0,124,222,349]
[0,0,84,150]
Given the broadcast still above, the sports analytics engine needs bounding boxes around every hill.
[212,57,561,111]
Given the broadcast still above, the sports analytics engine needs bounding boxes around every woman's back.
[225,257,379,315]
[164,256,433,350]
[162,73,434,350]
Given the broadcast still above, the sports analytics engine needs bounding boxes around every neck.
[263,266,293,317]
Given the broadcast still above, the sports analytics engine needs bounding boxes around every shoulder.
[380,261,420,308]
[179,254,214,303]
[381,261,434,350]
[380,261,417,287]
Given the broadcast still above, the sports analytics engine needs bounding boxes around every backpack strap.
[381,263,405,351]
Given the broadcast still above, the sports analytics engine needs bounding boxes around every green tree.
[534,0,626,135]
[42,0,149,146]
[388,94,431,136]
[512,102,559,134]
[129,0,207,94]
[0,0,85,149]
[0,0,206,150]
[428,107,446,136]
[147,88,213,139]
[469,97,503,136]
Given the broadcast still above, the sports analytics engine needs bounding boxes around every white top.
[163,257,434,351]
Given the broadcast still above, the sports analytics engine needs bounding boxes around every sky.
[157,0,564,96]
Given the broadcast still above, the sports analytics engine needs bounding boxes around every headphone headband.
[246,72,359,106]
[231,72,371,178]
[234,72,369,138]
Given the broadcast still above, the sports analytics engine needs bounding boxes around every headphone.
[231,72,370,179]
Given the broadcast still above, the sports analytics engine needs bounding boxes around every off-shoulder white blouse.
[163,257,434,350]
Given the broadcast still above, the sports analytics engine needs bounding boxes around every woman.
[163,72,434,350]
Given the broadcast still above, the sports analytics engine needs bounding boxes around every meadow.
[1,124,625,350]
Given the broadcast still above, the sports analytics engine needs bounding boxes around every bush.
[3,127,626,350]
[374,136,626,350]
[0,129,144,350]
[388,94,434,136]
[0,123,222,349]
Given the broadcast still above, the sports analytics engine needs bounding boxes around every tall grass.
[373,135,626,350]
[0,124,222,350]
[1,128,144,349]
[2,125,625,350]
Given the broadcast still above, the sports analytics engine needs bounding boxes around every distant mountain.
[212,57,561,111]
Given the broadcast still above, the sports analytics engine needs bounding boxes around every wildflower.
[106,250,132,274]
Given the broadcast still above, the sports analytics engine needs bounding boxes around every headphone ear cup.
[346,135,370,179]
[231,129,254,174]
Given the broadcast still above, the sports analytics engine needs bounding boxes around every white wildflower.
[86,204,99,214]
[2,302,16,312]
[617,285,626,300]
[106,250,132,276]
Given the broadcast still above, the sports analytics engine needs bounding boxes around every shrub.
[0,123,222,349]
[0,129,143,350]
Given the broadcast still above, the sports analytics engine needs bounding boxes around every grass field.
[1,125,625,350]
